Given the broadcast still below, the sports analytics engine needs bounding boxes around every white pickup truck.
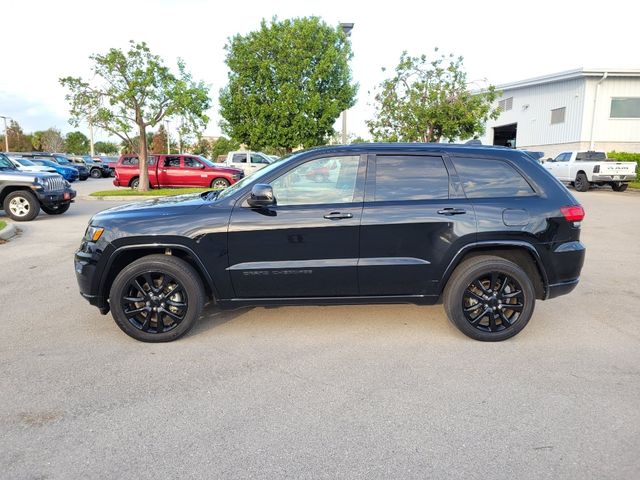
[223,151,274,176]
[543,151,637,192]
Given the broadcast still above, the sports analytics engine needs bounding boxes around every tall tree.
[93,141,119,154]
[151,124,169,153]
[219,17,357,152]
[5,120,33,152]
[60,41,210,191]
[39,128,65,152]
[65,131,90,154]
[367,49,500,143]
[211,136,240,161]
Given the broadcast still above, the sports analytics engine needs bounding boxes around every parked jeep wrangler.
[0,153,76,221]
[75,144,585,342]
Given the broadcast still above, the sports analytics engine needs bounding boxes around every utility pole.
[164,120,170,154]
[339,23,354,144]
[89,119,95,156]
[0,115,11,152]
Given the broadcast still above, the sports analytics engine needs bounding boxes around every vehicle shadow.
[191,302,254,336]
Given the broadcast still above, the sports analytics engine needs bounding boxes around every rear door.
[358,154,476,297]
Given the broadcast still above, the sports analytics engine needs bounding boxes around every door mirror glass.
[248,184,275,207]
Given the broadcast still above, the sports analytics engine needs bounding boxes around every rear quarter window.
[452,157,535,198]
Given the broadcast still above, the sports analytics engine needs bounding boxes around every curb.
[0,222,17,241]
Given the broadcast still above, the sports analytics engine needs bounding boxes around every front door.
[157,155,183,187]
[358,154,476,297]
[227,155,365,298]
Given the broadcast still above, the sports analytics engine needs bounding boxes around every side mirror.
[248,184,275,207]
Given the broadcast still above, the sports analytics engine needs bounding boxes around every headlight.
[85,226,105,242]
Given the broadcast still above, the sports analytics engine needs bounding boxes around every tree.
[151,124,169,153]
[211,136,240,161]
[60,41,210,191]
[93,141,119,154]
[191,136,212,157]
[120,132,154,154]
[219,17,358,152]
[39,128,66,152]
[65,131,90,154]
[367,49,500,143]
[4,120,33,152]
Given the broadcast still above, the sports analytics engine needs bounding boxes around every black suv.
[75,144,585,342]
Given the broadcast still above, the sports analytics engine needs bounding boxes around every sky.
[1,0,638,143]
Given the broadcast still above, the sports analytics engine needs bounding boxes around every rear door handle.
[437,208,467,216]
[323,212,353,220]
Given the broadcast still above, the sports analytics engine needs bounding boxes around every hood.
[209,165,243,175]
[0,169,60,181]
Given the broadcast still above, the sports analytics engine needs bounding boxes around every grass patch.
[629,181,640,190]
[90,187,214,197]
[0,220,6,230]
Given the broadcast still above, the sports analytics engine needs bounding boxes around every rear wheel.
[42,203,70,215]
[130,177,139,189]
[574,173,590,192]
[611,182,628,192]
[90,168,102,179]
[444,255,536,341]
[109,255,205,342]
[3,190,40,221]
[211,178,230,189]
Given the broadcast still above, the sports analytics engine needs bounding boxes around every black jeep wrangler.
[75,144,585,342]
[0,153,76,221]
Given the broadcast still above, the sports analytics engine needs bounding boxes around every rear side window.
[121,156,157,166]
[374,156,449,201]
[452,157,535,198]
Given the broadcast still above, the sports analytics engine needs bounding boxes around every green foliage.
[367,49,500,143]
[121,133,154,154]
[211,136,241,161]
[65,131,90,154]
[93,141,119,154]
[191,137,212,157]
[60,41,210,190]
[350,136,369,144]
[219,17,358,152]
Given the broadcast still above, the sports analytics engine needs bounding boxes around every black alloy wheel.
[462,272,524,333]
[121,271,188,334]
[110,254,205,342]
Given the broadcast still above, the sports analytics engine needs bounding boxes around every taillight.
[560,205,585,222]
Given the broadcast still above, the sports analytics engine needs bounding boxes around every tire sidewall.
[444,256,536,342]
[109,255,205,342]
[211,178,229,189]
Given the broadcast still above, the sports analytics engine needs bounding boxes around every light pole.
[339,23,354,144]
[0,115,11,152]
[164,120,170,154]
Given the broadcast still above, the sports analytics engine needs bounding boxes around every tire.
[443,255,536,342]
[211,177,230,189]
[3,190,40,222]
[90,168,102,179]
[574,173,590,192]
[611,182,628,192]
[130,177,139,189]
[109,254,205,342]
[41,203,71,215]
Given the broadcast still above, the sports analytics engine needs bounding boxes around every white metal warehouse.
[478,68,640,157]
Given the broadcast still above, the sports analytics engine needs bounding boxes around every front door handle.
[437,208,467,216]
[323,212,353,220]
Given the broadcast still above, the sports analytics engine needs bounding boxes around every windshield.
[17,158,36,166]
[216,155,291,200]
[53,155,72,165]
[197,155,217,167]
[33,159,57,168]
[0,156,15,169]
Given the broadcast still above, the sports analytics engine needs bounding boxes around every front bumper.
[75,246,109,313]
[592,174,636,182]
[36,187,76,207]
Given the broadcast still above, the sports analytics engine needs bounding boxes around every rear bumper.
[547,278,580,299]
[592,174,636,182]
[543,240,585,299]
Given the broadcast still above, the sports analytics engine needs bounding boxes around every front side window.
[271,156,360,206]
[452,157,535,198]
[232,153,247,163]
[553,153,570,162]
[251,153,270,164]
[184,157,203,168]
[374,156,449,201]
[610,97,640,118]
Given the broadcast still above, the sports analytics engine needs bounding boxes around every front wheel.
[3,190,40,221]
[109,255,205,342]
[611,182,628,192]
[90,168,102,179]
[42,203,70,215]
[443,255,536,341]
[574,173,590,192]
[211,178,230,189]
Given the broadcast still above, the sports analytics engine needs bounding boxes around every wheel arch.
[0,185,35,206]
[439,242,549,300]
[98,244,219,307]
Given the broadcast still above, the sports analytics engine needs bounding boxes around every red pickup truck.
[113,154,244,189]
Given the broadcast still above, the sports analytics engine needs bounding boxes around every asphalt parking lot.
[1,183,639,479]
